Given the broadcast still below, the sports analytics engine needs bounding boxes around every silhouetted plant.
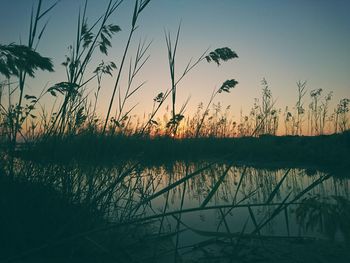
[309,88,322,135]
[0,44,53,78]
[48,0,123,136]
[284,107,293,135]
[166,96,190,136]
[294,81,307,135]
[319,91,333,134]
[261,78,273,134]
[307,88,334,135]
[334,98,350,133]
[164,25,238,136]
[195,79,238,138]
[250,79,279,136]
[114,39,152,131]
[0,0,349,142]
[205,47,238,65]
[0,0,57,149]
[91,61,117,122]
[103,0,152,133]
[140,91,170,135]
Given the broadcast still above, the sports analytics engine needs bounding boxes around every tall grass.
[0,1,350,261]
[1,2,349,143]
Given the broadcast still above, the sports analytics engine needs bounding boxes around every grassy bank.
[19,131,350,170]
[0,158,167,262]
[0,175,108,262]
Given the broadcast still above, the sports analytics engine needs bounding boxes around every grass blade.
[233,166,247,205]
[135,161,215,210]
[248,205,260,236]
[284,207,290,236]
[200,163,233,208]
[252,191,292,235]
[266,168,291,204]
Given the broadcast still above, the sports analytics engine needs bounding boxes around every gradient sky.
[1,0,350,126]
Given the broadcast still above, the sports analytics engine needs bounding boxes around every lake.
[9,160,350,262]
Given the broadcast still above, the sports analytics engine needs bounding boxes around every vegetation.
[1,1,349,145]
[18,131,350,174]
[0,0,350,262]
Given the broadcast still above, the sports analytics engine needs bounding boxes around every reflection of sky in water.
[142,163,350,245]
[14,159,350,248]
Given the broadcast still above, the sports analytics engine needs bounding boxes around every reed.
[0,1,350,262]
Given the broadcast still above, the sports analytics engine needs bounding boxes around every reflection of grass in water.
[297,195,350,242]
[1,158,348,262]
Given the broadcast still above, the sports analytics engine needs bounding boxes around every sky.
[1,0,350,129]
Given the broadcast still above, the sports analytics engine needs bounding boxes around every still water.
[139,163,350,246]
[17,160,350,247]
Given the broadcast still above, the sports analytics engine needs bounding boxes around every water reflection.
[137,163,349,244]
[8,160,350,260]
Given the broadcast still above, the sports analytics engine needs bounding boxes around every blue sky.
[1,0,349,126]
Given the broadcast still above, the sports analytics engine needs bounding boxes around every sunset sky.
[1,0,349,130]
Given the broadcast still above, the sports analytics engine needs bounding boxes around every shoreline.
[13,132,350,175]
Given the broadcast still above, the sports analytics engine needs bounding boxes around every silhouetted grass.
[1,1,350,262]
[0,175,107,262]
